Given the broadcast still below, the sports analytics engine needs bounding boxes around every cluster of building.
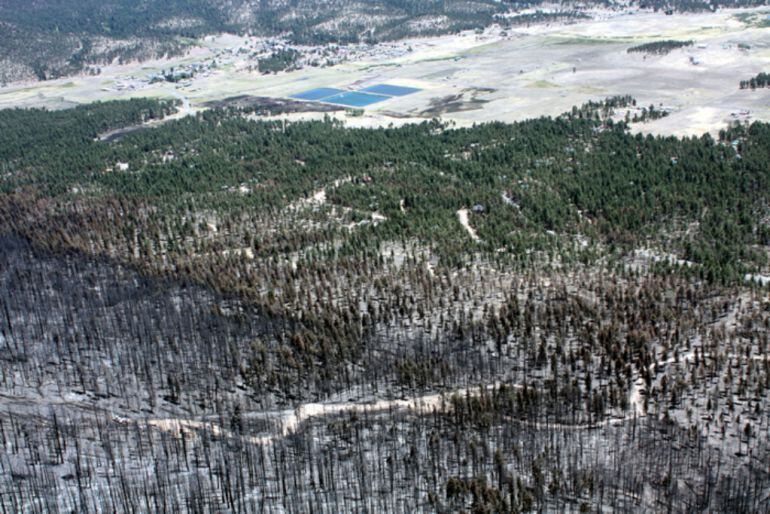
[214,36,416,74]
[148,62,213,84]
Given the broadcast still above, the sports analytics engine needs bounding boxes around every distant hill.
[0,0,504,83]
[0,0,767,83]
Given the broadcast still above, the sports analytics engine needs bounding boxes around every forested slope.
[1,99,769,511]
[2,97,768,281]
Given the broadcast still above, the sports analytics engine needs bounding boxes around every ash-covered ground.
[2,235,768,513]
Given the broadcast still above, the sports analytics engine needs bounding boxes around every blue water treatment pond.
[360,84,422,97]
[321,91,390,107]
[290,87,345,101]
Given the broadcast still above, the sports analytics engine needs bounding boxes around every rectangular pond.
[360,84,422,97]
[321,91,390,107]
[290,87,345,101]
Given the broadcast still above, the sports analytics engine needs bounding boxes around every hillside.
[0,0,504,82]
[2,1,770,510]
[1,98,769,511]
[2,0,768,83]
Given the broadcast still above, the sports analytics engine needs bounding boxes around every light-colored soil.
[457,208,481,242]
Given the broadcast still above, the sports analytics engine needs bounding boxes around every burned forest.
[1,97,769,513]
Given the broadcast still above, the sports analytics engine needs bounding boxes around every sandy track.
[457,209,481,242]
[127,332,767,446]
[130,383,504,444]
[109,295,765,444]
